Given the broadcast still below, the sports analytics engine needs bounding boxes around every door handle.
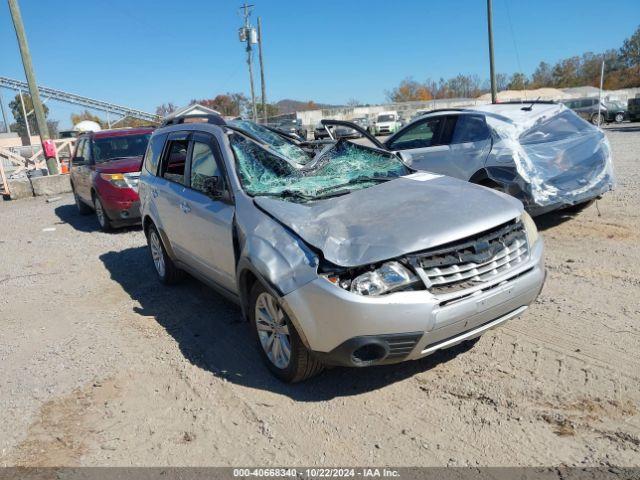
[151,188,158,198]
[180,202,191,213]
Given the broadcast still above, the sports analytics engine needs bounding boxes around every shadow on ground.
[533,200,601,231]
[534,209,579,231]
[100,246,472,401]
[55,203,141,234]
[604,125,640,133]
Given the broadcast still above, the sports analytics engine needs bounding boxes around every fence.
[0,138,75,196]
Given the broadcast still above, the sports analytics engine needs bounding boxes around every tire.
[614,112,624,123]
[73,186,92,215]
[93,195,112,232]
[146,224,183,285]
[591,112,604,126]
[249,282,323,383]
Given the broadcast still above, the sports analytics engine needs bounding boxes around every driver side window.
[389,118,442,150]
[190,140,224,194]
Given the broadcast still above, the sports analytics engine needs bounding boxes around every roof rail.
[498,100,558,105]
[161,113,227,127]
[418,108,468,115]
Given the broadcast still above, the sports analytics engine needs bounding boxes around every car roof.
[465,102,564,124]
[83,127,155,139]
[153,121,224,137]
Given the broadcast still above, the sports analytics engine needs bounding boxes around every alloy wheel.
[149,230,166,278]
[95,198,107,227]
[255,292,291,369]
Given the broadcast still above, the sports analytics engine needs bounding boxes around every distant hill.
[275,99,342,114]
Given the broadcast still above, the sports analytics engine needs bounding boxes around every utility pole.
[8,0,58,173]
[597,57,605,127]
[18,89,32,145]
[487,0,497,104]
[240,3,258,122]
[257,17,267,124]
[0,88,9,133]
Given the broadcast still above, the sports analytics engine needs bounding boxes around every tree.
[552,56,581,87]
[531,61,553,87]
[47,120,59,139]
[190,92,248,117]
[346,98,362,107]
[495,73,510,91]
[155,102,178,117]
[620,25,640,67]
[70,110,108,129]
[116,117,155,128]
[8,93,49,141]
[386,78,432,102]
[508,72,528,90]
[256,103,280,118]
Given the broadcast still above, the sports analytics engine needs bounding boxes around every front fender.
[237,221,319,295]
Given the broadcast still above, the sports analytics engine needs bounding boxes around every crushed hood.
[254,173,524,267]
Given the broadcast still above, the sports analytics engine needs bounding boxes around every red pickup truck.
[69,127,153,231]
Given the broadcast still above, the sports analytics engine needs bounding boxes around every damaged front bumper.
[282,239,545,367]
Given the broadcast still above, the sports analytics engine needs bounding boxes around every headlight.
[324,261,419,296]
[521,211,539,247]
[100,172,139,189]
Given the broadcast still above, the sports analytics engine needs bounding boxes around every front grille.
[409,220,529,295]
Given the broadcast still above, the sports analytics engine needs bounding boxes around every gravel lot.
[1,124,639,467]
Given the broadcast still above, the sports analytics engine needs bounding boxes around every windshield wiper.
[315,176,394,194]
[253,189,315,201]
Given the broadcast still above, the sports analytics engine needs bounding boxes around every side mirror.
[203,176,224,199]
[73,156,86,166]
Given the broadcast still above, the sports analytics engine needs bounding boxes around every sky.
[1,0,639,128]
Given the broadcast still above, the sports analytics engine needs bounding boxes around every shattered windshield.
[229,133,408,201]
[229,120,311,165]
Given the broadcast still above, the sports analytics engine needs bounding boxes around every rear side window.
[520,110,592,145]
[161,139,189,185]
[76,137,92,163]
[451,115,491,143]
[143,133,167,176]
[73,138,86,161]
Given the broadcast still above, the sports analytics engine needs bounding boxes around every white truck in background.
[373,111,401,136]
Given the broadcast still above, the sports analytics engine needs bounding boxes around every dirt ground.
[0,124,639,467]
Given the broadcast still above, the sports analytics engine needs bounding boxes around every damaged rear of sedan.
[139,115,545,383]
[385,102,615,215]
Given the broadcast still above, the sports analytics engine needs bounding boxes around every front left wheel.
[93,196,112,232]
[250,283,323,383]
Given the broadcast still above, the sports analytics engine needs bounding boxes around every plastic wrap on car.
[483,104,615,209]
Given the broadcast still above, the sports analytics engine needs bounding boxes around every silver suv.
[139,114,545,382]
